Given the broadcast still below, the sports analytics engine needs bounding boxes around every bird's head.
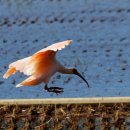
[72,68,90,88]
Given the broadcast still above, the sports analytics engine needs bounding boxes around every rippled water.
[0,0,130,98]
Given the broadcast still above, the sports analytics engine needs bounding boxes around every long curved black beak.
[76,71,90,88]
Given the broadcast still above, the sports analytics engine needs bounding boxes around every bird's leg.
[44,84,64,94]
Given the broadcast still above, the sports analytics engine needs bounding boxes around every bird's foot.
[44,85,64,94]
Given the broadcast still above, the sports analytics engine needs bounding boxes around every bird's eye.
[72,68,78,74]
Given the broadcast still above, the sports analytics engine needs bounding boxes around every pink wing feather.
[3,40,72,78]
[3,56,31,78]
[38,40,72,53]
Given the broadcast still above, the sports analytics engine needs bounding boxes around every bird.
[3,40,89,94]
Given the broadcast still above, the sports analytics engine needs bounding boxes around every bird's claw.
[45,86,64,94]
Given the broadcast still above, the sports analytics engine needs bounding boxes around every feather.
[16,75,42,87]
[38,40,72,53]
[3,57,31,78]
[3,40,73,88]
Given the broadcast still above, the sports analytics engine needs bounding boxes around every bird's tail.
[3,67,17,79]
[16,76,42,88]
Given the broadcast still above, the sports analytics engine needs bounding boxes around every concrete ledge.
[0,97,130,105]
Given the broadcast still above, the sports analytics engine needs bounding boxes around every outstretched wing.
[3,40,73,78]
[10,57,31,73]
[3,56,31,78]
[24,40,73,76]
[38,40,72,53]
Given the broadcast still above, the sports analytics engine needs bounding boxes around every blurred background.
[0,0,130,98]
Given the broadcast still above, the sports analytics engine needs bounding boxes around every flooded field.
[0,0,130,98]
